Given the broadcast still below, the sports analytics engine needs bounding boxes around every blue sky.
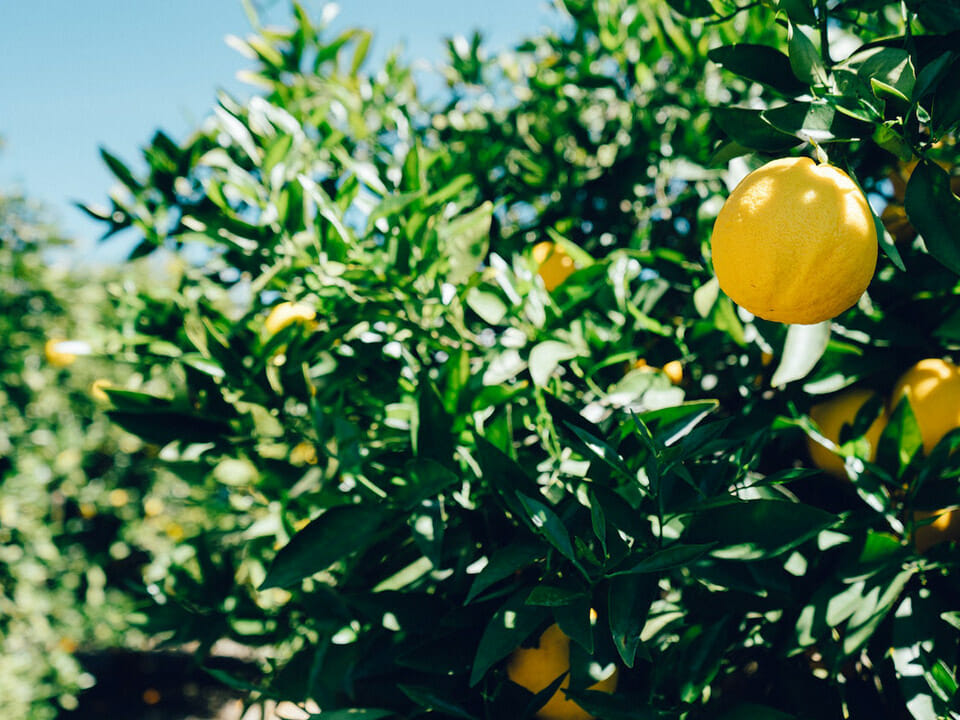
[0,1,554,262]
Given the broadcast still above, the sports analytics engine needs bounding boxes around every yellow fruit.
[45,338,77,368]
[890,358,960,454]
[507,623,618,720]
[627,358,683,385]
[913,508,960,553]
[533,241,576,292]
[710,156,877,325]
[89,378,113,402]
[290,441,318,466]
[806,389,887,478]
[662,360,683,385]
[265,302,317,336]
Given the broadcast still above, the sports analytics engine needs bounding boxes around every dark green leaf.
[877,395,924,477]
[905,160,960,275]
[465,543,541,605]
[777,0,817,25]
[397,685,478,719]
[259,504,386,589]
[762,101,870,141]
[414,381,456,468]
[684,499,838,560]
[712,107,802,152]
[469,595,549,686]
[608,573,656,667]
[107,411,229,445]
[665,0,715,17]
[788,23,829,87]
[611,542,716,575]
[516,492,583,573]
[708,45,806,96]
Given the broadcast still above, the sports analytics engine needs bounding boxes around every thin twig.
[704,0,763,26]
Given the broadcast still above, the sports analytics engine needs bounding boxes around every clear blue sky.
[0,1,554,262]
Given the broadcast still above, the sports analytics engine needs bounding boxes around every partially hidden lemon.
[265,302,317,336]
[533,241,576,292]
[913,508,960,553]
[45,338,77,368]
[629,358,683,385]
[710,156,877,325]
[890,358,960,454]
[507,623,618,720]
[806,388,887,478]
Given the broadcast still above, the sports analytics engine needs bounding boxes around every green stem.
[818,0,832,67]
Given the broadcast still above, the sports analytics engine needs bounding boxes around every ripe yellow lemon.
[45,338,77,368]
[265,302,317,336]
[710,156,877,325]
[507,623,617,720]
[806,389,887,478]
[890,358,960,454]
[913,508,960,553]
[533,241,576,292]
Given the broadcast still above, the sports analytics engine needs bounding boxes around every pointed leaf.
[771,321,831,387]
[905,160,960,275]
[260,504,386,589]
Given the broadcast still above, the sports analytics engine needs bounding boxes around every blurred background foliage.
[4,0,960,718]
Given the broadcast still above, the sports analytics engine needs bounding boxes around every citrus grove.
[6,0,960,718]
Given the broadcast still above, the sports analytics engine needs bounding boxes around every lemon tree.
[58,0,960,718]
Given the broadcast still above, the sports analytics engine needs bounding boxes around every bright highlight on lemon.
[890,358,960,454]
[507,623,617,720]
[710,156,877,325]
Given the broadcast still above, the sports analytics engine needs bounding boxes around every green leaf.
[465,543,542,605]
[525,586,587,607]
[397,685,478,719]
[100,148,142,191]
[931,59,960,134]
[564,423,636,485]
[665,0,715,17]
[610,542,716,575]
[466,288,508,325]
[414,382,456,468]
[516,492,583,573]
[877,395,923,477]
[762,101,870,142]
[708,45,806,96]
[438,201,493,285]
[529,340,581,387]
[608,574,656,667]
[684,499,838,560]
[843,567,915,655]
[639,400,719,447]
[905,160,960,274]
[259,504,386,589]
[107,411,229,445]
[469,594,550,686]
[712,107,801,153]
[787,23,829,87]
[904,0,960,32]
[777,0,816,25]
[311,711,395,720]
[771,321,831,388]
[394,458,461,510]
